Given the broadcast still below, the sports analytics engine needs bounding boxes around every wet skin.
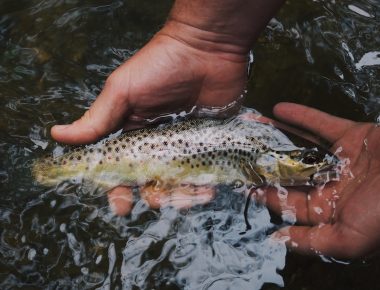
[105,102,380,259]
[266,103,380,259]
[48,0,380,259]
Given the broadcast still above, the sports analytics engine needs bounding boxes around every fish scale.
[33,113,337,193]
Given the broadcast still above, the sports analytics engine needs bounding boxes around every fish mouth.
[310,164,340,185]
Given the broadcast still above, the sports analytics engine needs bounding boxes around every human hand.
[263,102,380,259]
[51,22,248,145]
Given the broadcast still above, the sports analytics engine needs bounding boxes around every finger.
[259,186,336,225]
[272,224,368,259]
[273,102,355,143]
[51,78,131,144]
[108,186,134,216]
[239,112,321,145]
[141,184,215,209]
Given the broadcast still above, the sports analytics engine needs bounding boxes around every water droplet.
[28,248,37,260]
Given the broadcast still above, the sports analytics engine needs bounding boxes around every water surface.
[0,0,379,289]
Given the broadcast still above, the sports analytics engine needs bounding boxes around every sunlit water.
[0,0,379,289]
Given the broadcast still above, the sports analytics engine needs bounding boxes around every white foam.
[356,51,380,70]
[348,5,374,18]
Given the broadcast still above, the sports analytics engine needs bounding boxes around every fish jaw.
[254,150,339,186]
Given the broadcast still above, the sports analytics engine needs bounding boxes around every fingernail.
[54,125,70,131]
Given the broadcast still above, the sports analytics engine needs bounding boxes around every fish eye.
[303,151,321,164]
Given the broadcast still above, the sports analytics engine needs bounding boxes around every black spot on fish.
[178,139,183,144]
[122,144,126,149]
[69,156,74,160]
[116,157,120,162]
[113,140,118,145]
[151,144,155,149]
[115,147,120,152]
[77,156,81,160]
[99,160,103,165]
[107,147,112,152]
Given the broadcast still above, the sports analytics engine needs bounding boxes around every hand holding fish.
[50,24,248,145]
[50,0,285,145]
[264,102,380,259]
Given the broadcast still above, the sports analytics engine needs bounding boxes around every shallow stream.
[0,0,379,289]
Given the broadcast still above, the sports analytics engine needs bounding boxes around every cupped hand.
[51,24,247,145]
[264,102,380,259]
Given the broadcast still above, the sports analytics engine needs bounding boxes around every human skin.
[51,0,285,144]
[265,103,380,259]
[108,102,380,259]
[49,1,380,259]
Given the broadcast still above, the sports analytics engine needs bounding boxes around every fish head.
[255,148,339,186]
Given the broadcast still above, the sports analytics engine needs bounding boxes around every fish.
[32,112,339,194]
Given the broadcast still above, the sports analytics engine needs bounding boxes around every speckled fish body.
[33,114,337,193]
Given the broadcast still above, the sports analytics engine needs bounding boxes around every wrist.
[161,0,285,60]
[158,20,249,62]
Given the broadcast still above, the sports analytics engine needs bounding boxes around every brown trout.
[33,113,338,193]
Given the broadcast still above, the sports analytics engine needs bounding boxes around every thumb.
[51,80,131,144]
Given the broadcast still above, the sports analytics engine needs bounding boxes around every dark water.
[0,0,379,289]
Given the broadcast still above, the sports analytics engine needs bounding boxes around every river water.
[0,0,379,289]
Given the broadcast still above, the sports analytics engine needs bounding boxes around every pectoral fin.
[240,160,265,188]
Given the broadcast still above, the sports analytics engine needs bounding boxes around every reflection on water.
[250,0,380,122]
[0,0,379,289]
